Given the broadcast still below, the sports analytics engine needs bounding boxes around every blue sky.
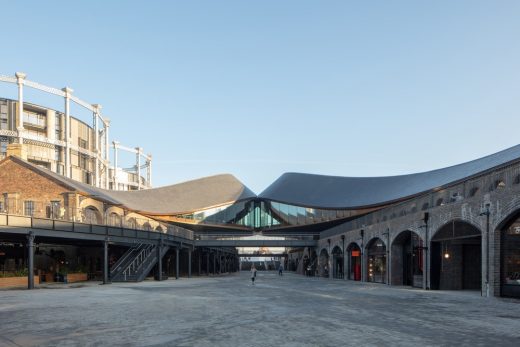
[1,1,519,193]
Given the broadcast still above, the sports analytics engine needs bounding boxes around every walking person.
[278,263,283,276]
[251,264,257,285]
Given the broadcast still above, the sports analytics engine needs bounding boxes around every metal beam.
[0,225,193,248]
[195,239,317,247]
[238,253,289,257]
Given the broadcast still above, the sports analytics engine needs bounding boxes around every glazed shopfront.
[502,218,520,298]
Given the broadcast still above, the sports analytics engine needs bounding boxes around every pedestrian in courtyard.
[278,263,283,276]
[251,264,257,285]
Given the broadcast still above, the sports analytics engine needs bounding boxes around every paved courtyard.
[0,272,519,347]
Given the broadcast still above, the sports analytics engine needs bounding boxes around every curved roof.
[107,174,256,214]
[259,144,520,209]
[6,157,255,214]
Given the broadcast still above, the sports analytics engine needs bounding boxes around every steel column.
[198,251,201,275]
[188,249,192,278]
[27,232,34,289]
[206,252,210,275]
[103,238,109,284]
[175,247,179,279]
[156,241,162,281]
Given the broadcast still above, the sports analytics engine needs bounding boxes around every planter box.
[0,276,40,288]
[44,273,55,283]
[67,273,88,283]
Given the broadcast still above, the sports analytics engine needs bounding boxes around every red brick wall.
[0,158,69,217]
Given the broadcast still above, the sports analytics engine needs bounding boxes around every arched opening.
[303,250,317,277]
[318,248,329,278]
[155,225,164,232]
[391,230,424,287]
[331,246,343,279]
[430,220,481,291]
[366,238,386,284]
[143,222,152,231]
[126,217,137,229]
[499,213,520,298]
[108,212,121,227]
[82,206,102,225]
[346,243,361,281]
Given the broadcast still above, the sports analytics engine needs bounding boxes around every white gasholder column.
[147,154,152,188]
[15,72,26,144]
[62,87,74,178]
[104,119,110,188]
[113,141,119,190]
[136,147,141,190]
[92,104,101,187]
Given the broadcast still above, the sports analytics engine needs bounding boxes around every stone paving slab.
[0,272,519,347]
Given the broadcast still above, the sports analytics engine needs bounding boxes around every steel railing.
[0,212,194,241]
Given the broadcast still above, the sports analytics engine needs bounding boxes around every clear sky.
[1,1,519,193]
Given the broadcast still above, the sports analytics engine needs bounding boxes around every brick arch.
[391,229,423,247]
[365,236,387,250]
[390,226,424,246]
[390,229,424,286]
[331,245,343,255]
[346,241,361,252]
[82,205,103,224]
[331,241,343,253]
[432,210,483,236]
[431,218,483,240]
[494,199,520,231]
[318,247,329,258]
[318,247,330,278]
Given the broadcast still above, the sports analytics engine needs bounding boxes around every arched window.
[421,202,430,211]
[143,222,152,231]
[83,207,101,224]
[469,187,479,197]
[108,212,121,227]
[126,217,137,229]
[436,198,444,207]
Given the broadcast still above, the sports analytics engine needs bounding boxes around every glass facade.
[367,239,386,283]
[502,219,520,297]
[172,199,353,229]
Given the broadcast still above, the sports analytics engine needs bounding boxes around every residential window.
[79,138,88,149]
[47,201,61,219]
[0,102,8,130]
[79,154,88,170]
[55,114,62,140]
[24,201,35,216]
[23,110,46,128]
[1,137,8,157]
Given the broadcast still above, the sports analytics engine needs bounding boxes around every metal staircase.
[110,244,170,282]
